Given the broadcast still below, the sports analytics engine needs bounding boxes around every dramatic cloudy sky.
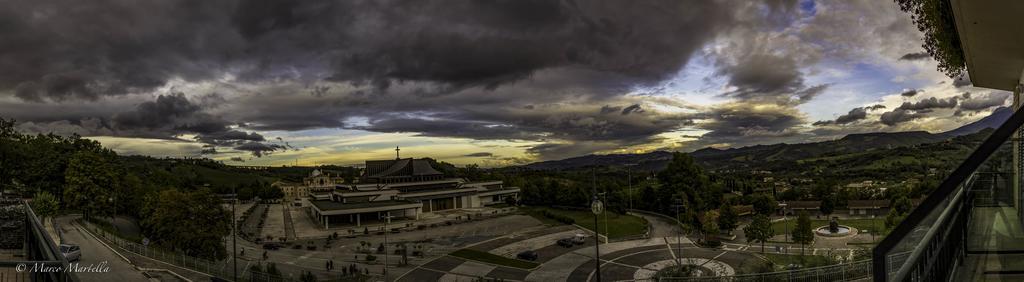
[0,0,1011,166]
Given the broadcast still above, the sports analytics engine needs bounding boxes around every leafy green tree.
[895,0,965,77]
[140,189,231,260]
[819,196,835,216]
[702,210,719,242]
[744,214,774,253]
[718,203,738,234]
[658,152,714,214]
[63,150,120,220]
[792,211,815,256]
[750,194,777,215]
[31,191,59,219]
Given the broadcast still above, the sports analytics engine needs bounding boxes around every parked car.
[59,244,81,262]
[557,238,574,248]
[572,233,587,244]
[516,250,538,261]
[262,243,281,250]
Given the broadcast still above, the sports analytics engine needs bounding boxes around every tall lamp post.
[591,195,603,282]
[232,189,238,281]
[672,199,684,267]
[780,202,789,246]
[383,213,394,281]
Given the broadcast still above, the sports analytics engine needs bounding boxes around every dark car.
[262,243,281,250]
[516,250,538,261]
[556,238,574,248]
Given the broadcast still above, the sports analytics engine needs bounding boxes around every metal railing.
[81,220,380,282]
[872,104,1024,281]
[658,259,872,282]
[0,200,77,282]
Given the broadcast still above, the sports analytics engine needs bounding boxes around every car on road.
[557,238,574,248]
[262,243,281,250]
[516,250,538,261]
[572,233,587,244]
[59,244,81,262]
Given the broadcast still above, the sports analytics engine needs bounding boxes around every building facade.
[307,158,520,229]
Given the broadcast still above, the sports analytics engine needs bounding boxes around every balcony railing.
[873,105,1024,281]
[0,200,77,282]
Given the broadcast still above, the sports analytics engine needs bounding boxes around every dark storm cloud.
[620,104,645,115]
[229,157,246,162]
[600,105,622,115]
[880,109,924,126]
[699,103,804,139]
[866,104,886,111]
[463,152,494,158]
[813,107,869,126]
[896,97,958,111]
[959,92,1010,111]
[234,142,286,158]
[901,89,919,97]
[0,0,738,102]
[717,53,805,101]
[898,52,930,61]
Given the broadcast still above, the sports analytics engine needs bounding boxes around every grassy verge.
[450,249,539,269]
[770,218,886,237]
[763,253,836,269]
[521,206,647,239]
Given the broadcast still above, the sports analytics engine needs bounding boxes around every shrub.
[540,210,575,225]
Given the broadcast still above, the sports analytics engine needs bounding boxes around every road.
[54,216,152,281]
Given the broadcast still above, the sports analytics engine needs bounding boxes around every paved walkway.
[54,216,152,281]
[283,206,296,240]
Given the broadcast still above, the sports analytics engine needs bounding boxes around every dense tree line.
[0,118,232,260]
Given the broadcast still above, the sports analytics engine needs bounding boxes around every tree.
[31,191,59,219]
[792,211,815,256]
[658,153,714,214]
[819,196,835,216]
[702,210,719,242]
[895,0,965,77]
[743,214,774,253]
[63,150,120,220]
[718,203,738,235]
[140,189,231,260]
[750,194,777,215]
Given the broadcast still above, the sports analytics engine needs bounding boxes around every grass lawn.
[770,217,886,238]
[763,253,836,269]
[521,206,647,239]
[450,249,539,269]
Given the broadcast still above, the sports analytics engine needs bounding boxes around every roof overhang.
[952,0,1024,91]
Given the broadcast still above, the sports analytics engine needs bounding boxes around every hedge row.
[540,210,575,225]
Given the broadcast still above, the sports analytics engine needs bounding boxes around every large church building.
[306,157,520,229]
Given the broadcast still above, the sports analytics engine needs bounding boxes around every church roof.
[365,158,443,179]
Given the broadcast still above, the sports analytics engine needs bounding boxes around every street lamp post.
[383,213,394,281]
[591,195,603,282]
[232,188,238,281]
[780,202,789,248]
[672,199,684,267]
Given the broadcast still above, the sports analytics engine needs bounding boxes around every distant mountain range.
[521,107,1012,171]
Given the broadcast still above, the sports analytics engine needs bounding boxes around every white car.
[572,233,587,244]
[59,244,81,262]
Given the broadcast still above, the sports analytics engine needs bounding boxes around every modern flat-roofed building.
[307,157,520,229]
